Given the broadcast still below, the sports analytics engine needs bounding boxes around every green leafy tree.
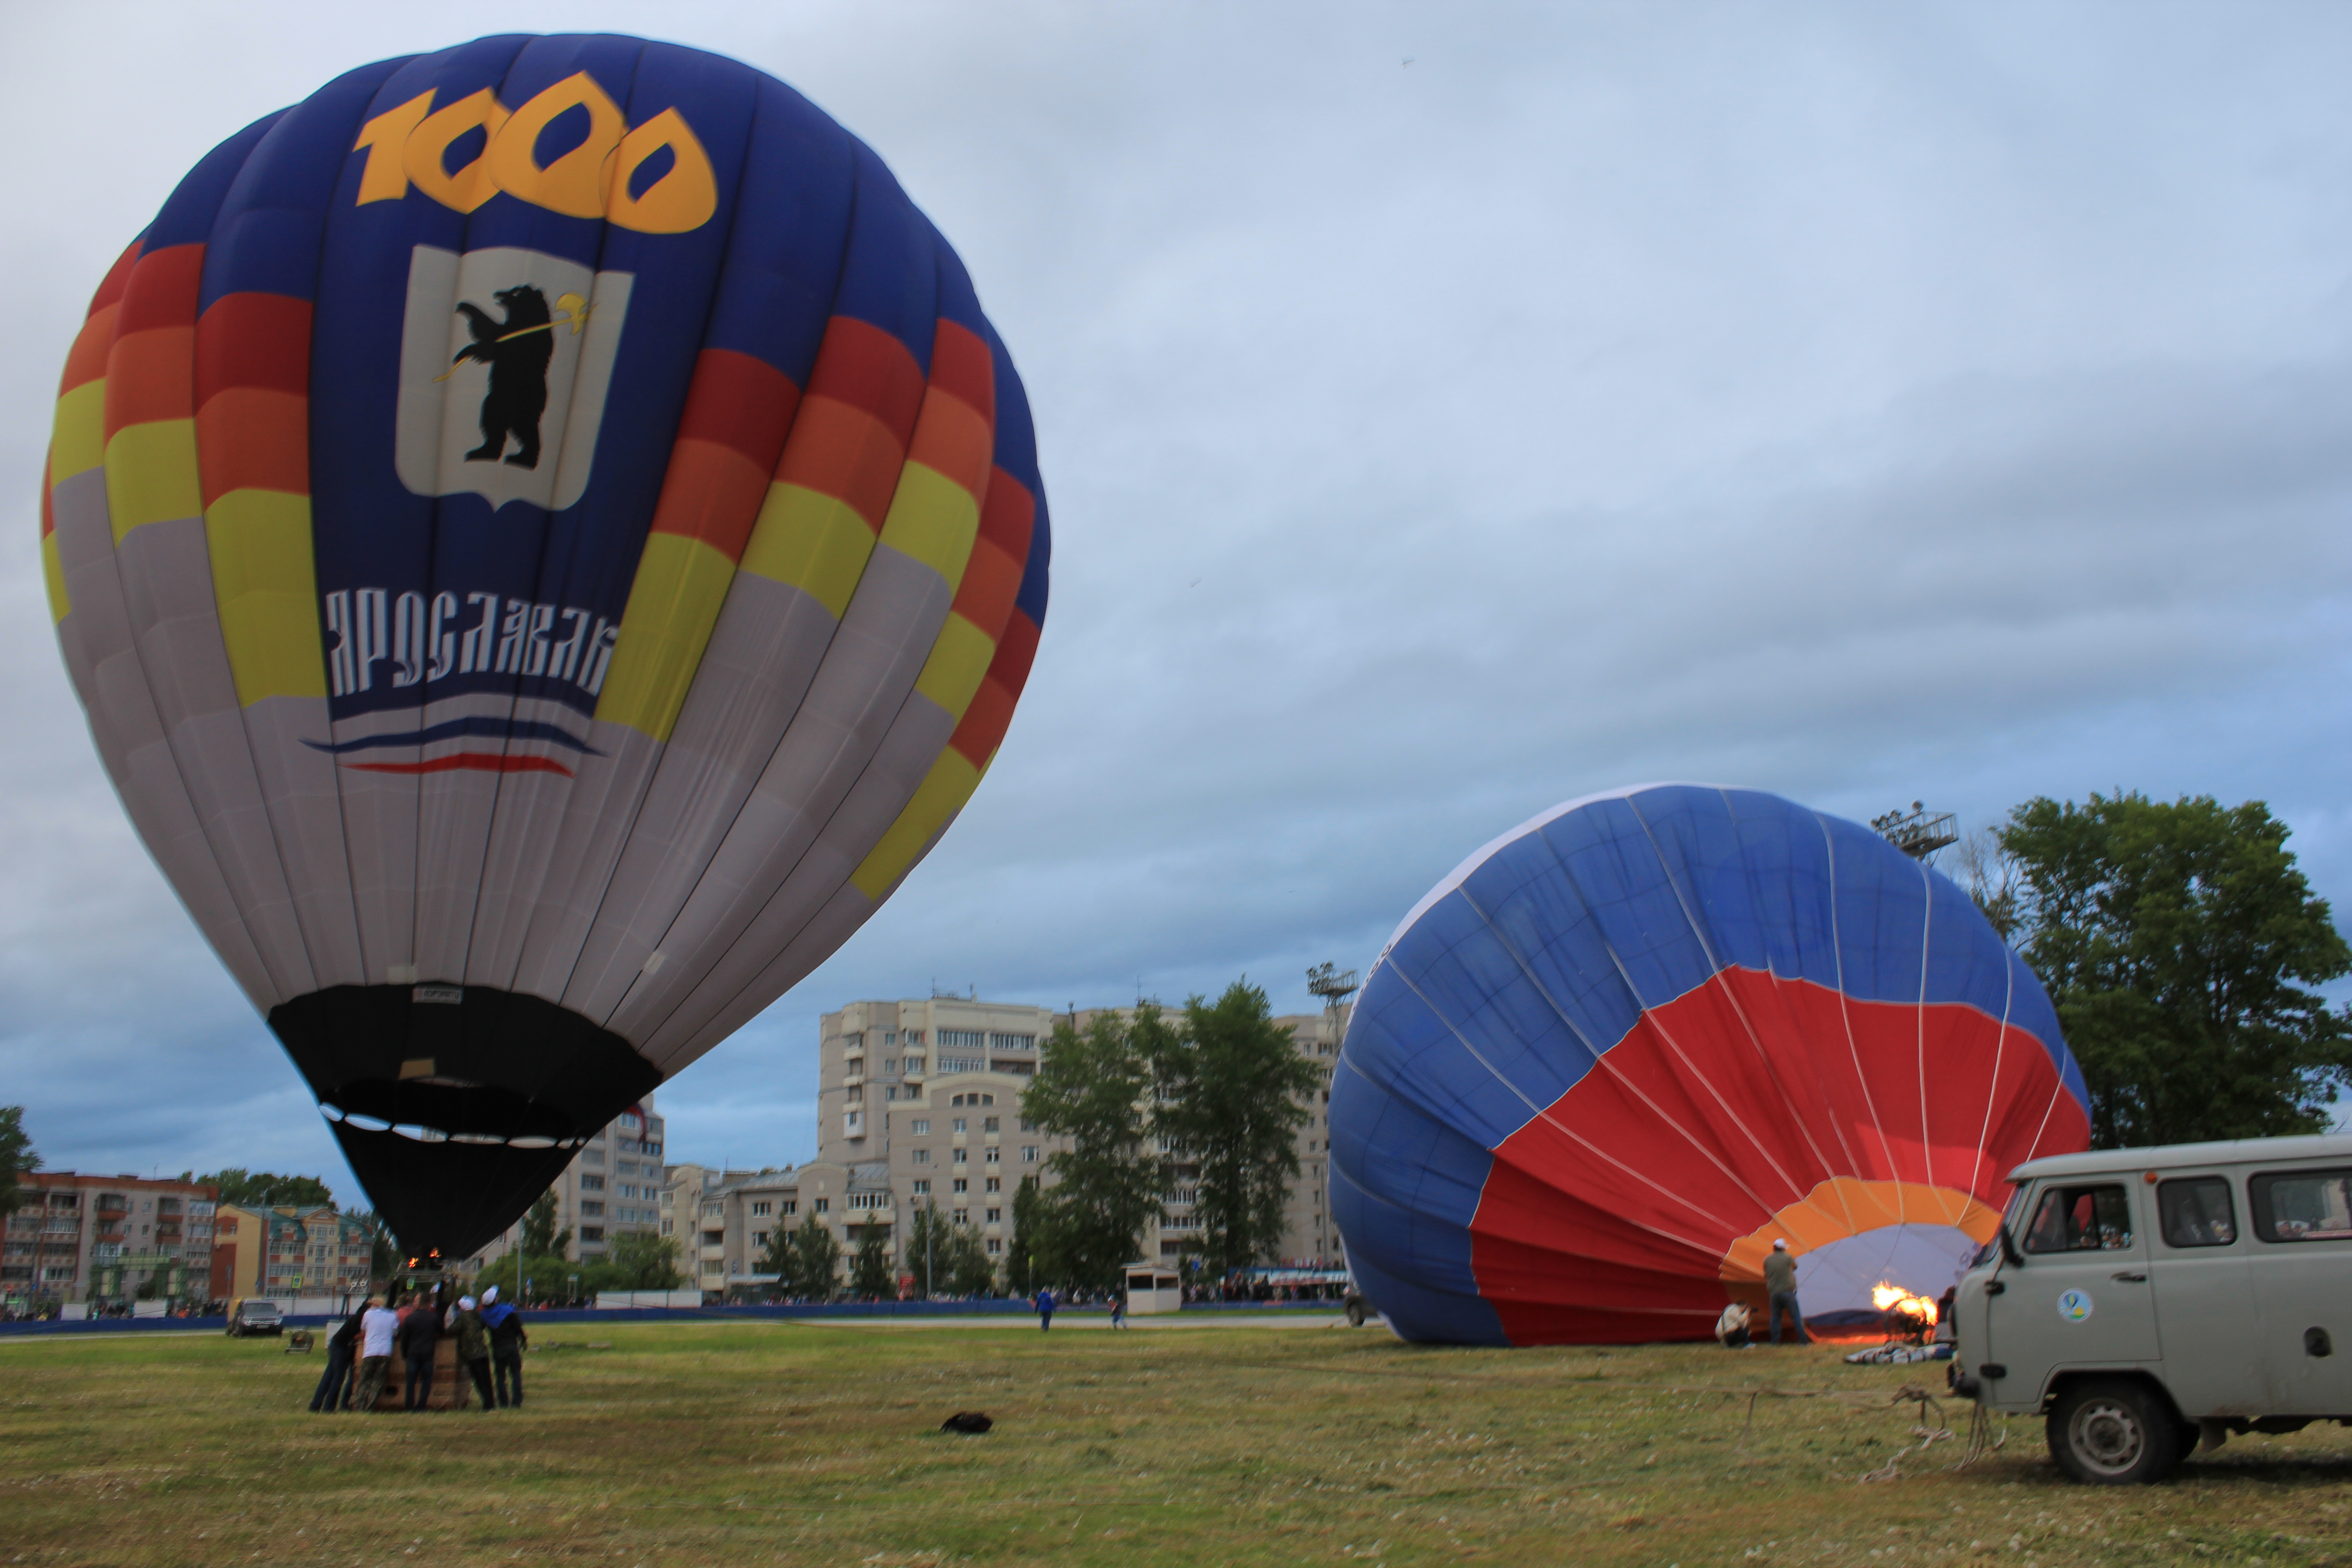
[756,1215,793,1281]
[187,1169,335,1209]
[1153,980,1325,1279]
[903,1200,946,1296]
[347,1209,398,1280]
[2002,792,2352,1147]
[786,1214,841,1300]
[849,1221,896,1298]
[607,1230,685,1289]
[1005,1177,1048,1297]
[520,1191,562,1257]
[0,1107,38,1220]
[944,1220,997,1296]
[1023,1007,1167,1290]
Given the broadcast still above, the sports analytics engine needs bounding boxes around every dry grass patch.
[4,1320,2351,1565]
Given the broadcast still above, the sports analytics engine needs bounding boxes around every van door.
[1993,1180,2161,1402]
[2247,1166,2352,1416]
[2145,1171,2260,1420]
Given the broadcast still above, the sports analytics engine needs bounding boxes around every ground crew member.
[1715,1299,1752,1349]
[396,1288,441,1410]
[482,1285,528,1408]
[310,1301,363,1411]
[353,1294,399,1411]
[451,1294,493,1410]
[1764,1238,1810,1345]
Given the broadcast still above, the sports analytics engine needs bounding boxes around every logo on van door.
[2058,1289,2094,1322]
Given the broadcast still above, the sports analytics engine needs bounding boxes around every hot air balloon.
[1329,785,2087,1345]
[41,36,1049,1258]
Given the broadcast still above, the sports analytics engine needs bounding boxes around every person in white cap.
[449,1292,493,1411]
[1762,1239,1810,1345]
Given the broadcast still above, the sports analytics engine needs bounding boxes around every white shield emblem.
[395,245,633,513]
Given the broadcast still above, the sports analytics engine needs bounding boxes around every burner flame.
[1871,1282,1937,1323]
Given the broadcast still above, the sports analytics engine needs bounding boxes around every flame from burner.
[1871,1282,1937,1324]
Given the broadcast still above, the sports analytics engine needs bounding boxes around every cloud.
[5,2,2350,1195]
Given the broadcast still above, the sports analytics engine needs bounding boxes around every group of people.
[1715,1237,1813,1349]
[309,1281,528,1412]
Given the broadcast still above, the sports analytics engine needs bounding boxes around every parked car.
[1950,1133,2352,1485]
[225,1298,283,1338]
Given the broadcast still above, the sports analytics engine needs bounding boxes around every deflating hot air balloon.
[1330,785,2088,1345]
[42,35,1049,1257]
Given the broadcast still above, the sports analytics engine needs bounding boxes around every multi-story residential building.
[470,1094,666,1269]
[661,1161,880,1292]
[211,1205,377,1303]
[809,995,1349,1280]
[0,1173,218,1305]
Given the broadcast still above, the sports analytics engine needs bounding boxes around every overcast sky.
[5,2,2348,1200]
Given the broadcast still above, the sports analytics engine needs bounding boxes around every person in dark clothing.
[450,1295,493,1411]
[481,1284,527,1408]
[1762,1238,1811,1346]
[310,1304,363,1411]
[1035,1287,1056,1332]
[396,1291,442,1410]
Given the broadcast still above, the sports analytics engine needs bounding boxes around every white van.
[1950,1134,2352,1484]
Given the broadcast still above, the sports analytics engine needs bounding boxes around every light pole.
[924,1197,935,1301]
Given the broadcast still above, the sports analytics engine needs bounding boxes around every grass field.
[6,1317,2352,1566]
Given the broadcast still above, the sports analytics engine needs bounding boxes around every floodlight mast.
[1872,801,1959,862]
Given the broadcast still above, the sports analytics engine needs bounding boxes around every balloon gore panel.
[45,36,1049,1259]
[1332,785,2089,1346]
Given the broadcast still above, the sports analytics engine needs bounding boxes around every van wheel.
[2047,1379,2182,1485]
[1345,1300,1368,1328]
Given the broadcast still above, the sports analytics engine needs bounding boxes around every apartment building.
[0,1173,218,1305]
[661,1161,886,1290]
[470,1094,667,1269]
[211,1205,377,1302]
[808,995,1348,1279]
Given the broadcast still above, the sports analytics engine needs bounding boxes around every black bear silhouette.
[452,284,555,469]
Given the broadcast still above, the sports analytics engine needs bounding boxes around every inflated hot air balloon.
[41,36,1048,1257]
[1330,785,2088,1344]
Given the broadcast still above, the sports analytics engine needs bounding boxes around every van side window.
[2157,1177,2236,1247]
[2024,1183,2133,1253]
[2249,1168,2352,1243]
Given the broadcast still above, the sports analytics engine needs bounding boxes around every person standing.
[450,1294,494,1411]
[1763,1239,1810,1346]
[396,1287,442,1410]
[310,1302,364,1411]
[353,1294,400,1411]
[1035,1286,1056,1333]
[1109,1294,1127,1331]
[482,1285,528,1408]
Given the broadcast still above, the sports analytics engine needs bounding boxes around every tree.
[943,1220,997,1296]
[607,1231,685,1289]
[1022,1007,1166,1289]
[849,1221,896,1298]
[1950,827,2024,944]
[186,1169,335,1210]
[1005,1177,1048,1297]
[2001,792,2352,1148]
[756,1216,793,1281]
[1153,980,1325,1279]
[0,1107,38,1220]
[904,1201,947,1297]
[785,1214,841,1300]
[519,1191,569,1260]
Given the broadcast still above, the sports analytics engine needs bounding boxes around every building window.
[911,1119,929,1135]
[939,1029,983,1049]
[1023,1147,1039,1163]
[813,1199,828,1214]
[988,1033,1034,1052]
[701,1230,725,1245]
[912,1150,930,1166]
[752,1231,767,1248]
[911,1180,930,1196]
[905,1031,923,1045]
[985,1208,1002,1224]
[580,1201,604,1217]
[781,1201,796,1215]
[951,1117,967,1133]
[751,1201,770,1217]
[952,1179,968,1195]
[1020,1117,1038,1132]
[941,1056,983,1073]
[846,1085,863,1103]
[953,1209,968,1224]
[583,1150,603,1166]
[882,1058,898,1074]
[884,1086,898,1101]
[661,1220,672,1235]
[985,1178,1001,1193]
[952,1149,967,1165]
[703,1202,723,1218]
[580,1227,605,1243]
[984,1148,1000,1165]
[983,1117,1000,1133]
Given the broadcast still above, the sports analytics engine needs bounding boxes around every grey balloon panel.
[49,467,279,1012]
[503,724,663,1003]
[590,539,950,1039]
[553,570,840,1021]
[238,696,366,990]
[113,514,314,1000]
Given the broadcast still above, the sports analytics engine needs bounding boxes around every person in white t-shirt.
[353,1294,401,1411]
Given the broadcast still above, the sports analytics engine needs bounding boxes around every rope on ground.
[1857,1383,1957,1484]
[1951,1399,2009,1471]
